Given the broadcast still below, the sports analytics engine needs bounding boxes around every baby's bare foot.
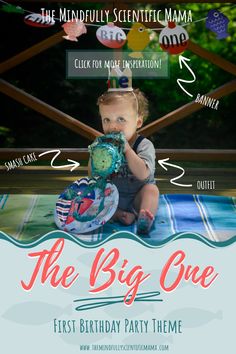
[137,209,154,234]
[113,209,136,226]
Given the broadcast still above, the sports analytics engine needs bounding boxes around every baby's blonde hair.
[97,88,149,121]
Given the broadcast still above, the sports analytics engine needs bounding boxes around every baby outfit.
[111,135,156,212]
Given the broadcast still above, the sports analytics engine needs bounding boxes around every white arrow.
[177,55,196,97]
[38,149,80,172]
[158,158,192,188]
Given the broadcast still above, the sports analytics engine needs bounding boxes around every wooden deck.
[0,166,235,197]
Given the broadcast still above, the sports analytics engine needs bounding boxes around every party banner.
[0,1,236,354]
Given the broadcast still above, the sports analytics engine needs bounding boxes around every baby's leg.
[112,209,136,226]
[134,184,159,234]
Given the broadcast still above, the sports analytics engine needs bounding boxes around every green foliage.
[136,2,236,148]
[0,126,15,147]
[0,2,235,149]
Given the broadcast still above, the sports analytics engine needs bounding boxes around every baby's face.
[99,99,143,142]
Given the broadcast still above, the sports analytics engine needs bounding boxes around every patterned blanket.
[0,194,235,243]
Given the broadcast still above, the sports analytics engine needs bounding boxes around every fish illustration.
[77,252,96,268]
[60,330,112,345]
[164,308,222,328]
[103,301,155,318]
[123,332,173,345]
[2,302,72,325]
[59,275,106,298]
[62,20,87,42]
[206,10,229,39]
[144,268,191,290]
[24,13,55,27]
[127,23,150,58]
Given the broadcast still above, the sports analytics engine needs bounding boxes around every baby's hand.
[123,138,131,154]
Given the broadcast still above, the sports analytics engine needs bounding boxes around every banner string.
[0,0,235,32]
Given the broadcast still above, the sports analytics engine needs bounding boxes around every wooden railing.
[0,1,236,153]
[0,79,101,141]
[1,148,236,162]
[139,79,236,136]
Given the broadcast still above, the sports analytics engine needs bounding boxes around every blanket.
[0,194,235,243]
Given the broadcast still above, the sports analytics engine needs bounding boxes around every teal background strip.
[0,230,236,249]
